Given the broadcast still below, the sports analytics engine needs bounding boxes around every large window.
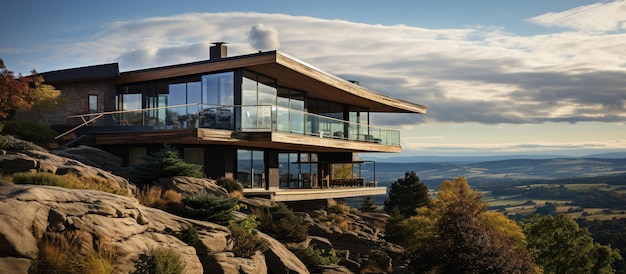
[202,72,234,129]
[240,71,277,131]
[278,152,317,188]
[237,149,265,189]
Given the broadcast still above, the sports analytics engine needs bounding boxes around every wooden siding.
[92,128,400,153]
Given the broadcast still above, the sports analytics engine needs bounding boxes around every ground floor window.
[278,152,318,188]
[237,149,264,188]
[129,147,147,165]
[183,147,204,171]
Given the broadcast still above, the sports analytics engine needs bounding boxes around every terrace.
[57,103,401,147]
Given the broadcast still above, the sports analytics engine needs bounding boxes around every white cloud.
[247,24,280,50]
[526,0,626,33]
[25,10,626,127]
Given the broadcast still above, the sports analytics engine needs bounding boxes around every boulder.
[53,145,124,172]
[258,231,309,274]
[0,184,230,274]
[160,176,229,198]
[200,251,267,274]
[0,150,137,196]
[310,264,353,274]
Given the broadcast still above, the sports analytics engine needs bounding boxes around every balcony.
[59,104,401,147]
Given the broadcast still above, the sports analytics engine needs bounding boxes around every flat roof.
[117,50,426,114]
[41,50,426,114]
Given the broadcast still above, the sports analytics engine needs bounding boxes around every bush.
[180,193,238,226]
[147,247,185,274]
[0,134,47,152]
[12,172,129,196]
[127,144,203,185]
[292,246,339,267]
[216,177,243,193]
[255,203,309,243]
[0,120,58,148]
[229,219,270,258]
[173,226,200,247]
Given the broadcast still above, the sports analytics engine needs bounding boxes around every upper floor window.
[88,95,98,114]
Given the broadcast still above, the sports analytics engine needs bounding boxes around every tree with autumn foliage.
[403,177,536,273]
[0,59,64,121]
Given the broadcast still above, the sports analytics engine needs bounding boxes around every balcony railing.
[60,104,401,146]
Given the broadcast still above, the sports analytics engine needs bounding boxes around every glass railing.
[64,103,401,146]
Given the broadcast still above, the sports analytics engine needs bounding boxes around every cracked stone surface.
[0,184,229,273]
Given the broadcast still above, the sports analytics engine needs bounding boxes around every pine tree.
[127,144,203,185]
[361,196,379,212]
[383,171,430,217]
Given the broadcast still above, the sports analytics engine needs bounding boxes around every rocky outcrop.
[0,149,136,196]
[0,184,230,273]
[53,145,124,173]
[159,176,229,198]
[259,231,310,274]
[303,209,406,272]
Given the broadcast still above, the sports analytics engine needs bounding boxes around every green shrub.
[255,203,309,243]
[216,177,243,193]
[292,246,339,267]
[180,193,238,226]
[147,248,184,274]
[127,144,203,185]
[173,225,200,247]
[0,120,57,148]
[229,220,270,258]
[0,134,47,152]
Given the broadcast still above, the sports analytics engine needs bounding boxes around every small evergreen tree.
[384,171,430,217]
[256,203,309,243]
[127,144,203,185]
[361,196,379,213]
[180,193,238,226]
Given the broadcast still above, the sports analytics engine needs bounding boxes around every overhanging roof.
[117,51,427,114]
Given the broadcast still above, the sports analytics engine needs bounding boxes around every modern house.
[41,43,427,202]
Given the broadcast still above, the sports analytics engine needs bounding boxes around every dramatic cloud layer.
[25,5,626,128]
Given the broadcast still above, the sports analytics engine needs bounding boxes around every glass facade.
[278,152,318,189]
[113,69,390,189]
[237,149,265,188]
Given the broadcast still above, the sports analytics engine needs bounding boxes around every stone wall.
[17,79,116,126]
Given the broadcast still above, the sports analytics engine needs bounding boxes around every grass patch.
[134,247,184,274]
[12,172,129,196]
[36,231,115,274]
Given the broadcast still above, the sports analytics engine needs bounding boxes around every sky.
[2,0,626,157]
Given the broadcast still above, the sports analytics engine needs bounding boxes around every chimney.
[210,42,227,59]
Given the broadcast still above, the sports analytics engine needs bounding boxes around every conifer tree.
[127,144,203,185]
[383,171,430,217]
[361,196,379,213]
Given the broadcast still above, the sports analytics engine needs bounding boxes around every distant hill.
[363,152,626,163]
[372,157,626,188]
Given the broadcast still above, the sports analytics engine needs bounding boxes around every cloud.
[247,24,280,50]
[526,0,626,33]
[401,140,626,155]
[22,9,626,127]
